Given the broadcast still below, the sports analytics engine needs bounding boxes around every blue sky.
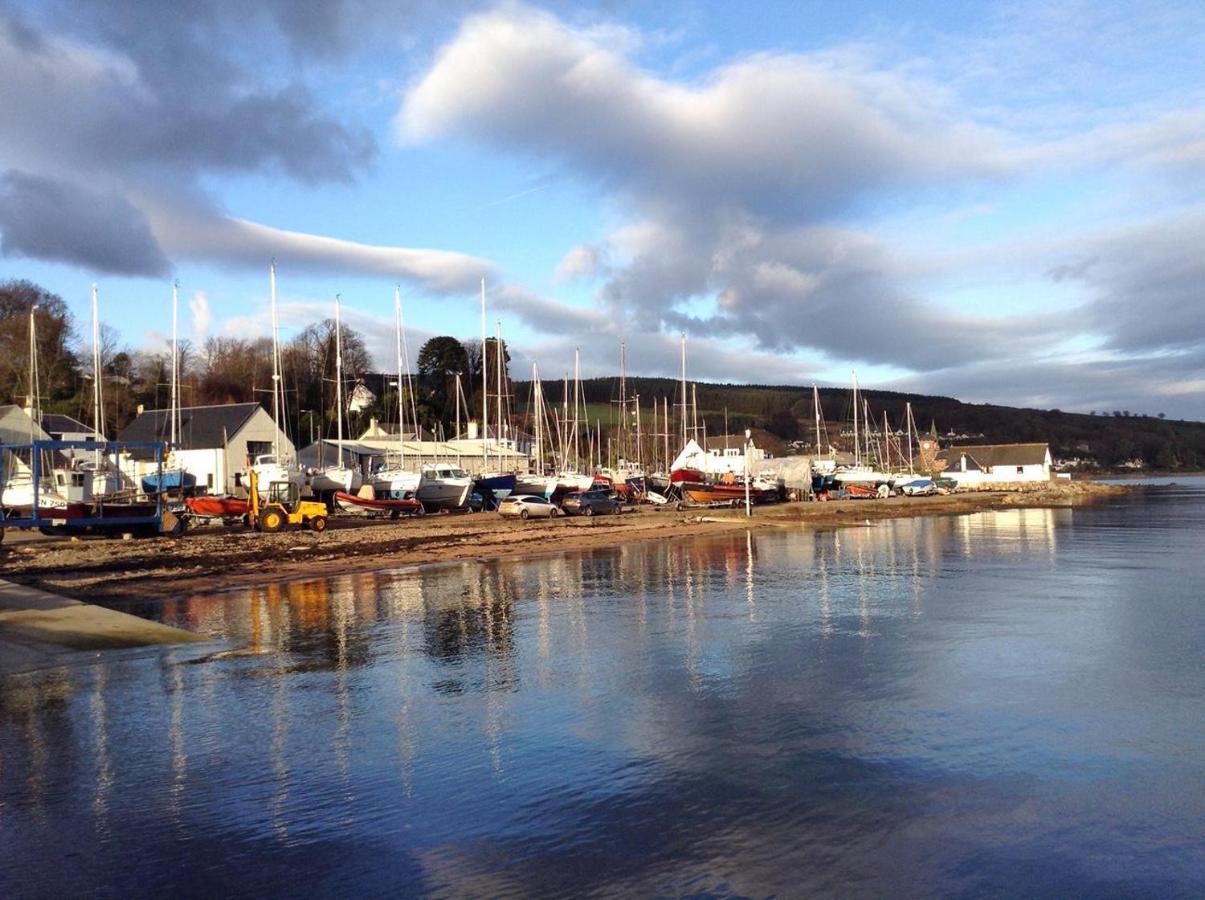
[2,0,1204,416]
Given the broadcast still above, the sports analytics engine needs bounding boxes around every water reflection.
[2,496,1203,897]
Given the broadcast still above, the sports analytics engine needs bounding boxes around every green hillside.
[513,377,1205,470]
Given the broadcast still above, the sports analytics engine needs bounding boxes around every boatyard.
[1,479,1123,609]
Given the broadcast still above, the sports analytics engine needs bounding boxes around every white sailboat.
[833,372,890,486]
[514,362,558,498]
[250,262,305,496]
[372,286,421,498]
[1,306,75,513]
[309,293,362,493]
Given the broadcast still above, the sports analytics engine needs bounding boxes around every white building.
[936,443,1053,486]
[118,402,295,495]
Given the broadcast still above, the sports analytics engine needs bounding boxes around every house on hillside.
[39,413,97,441]
[935,443,1052,486]
[118,403,295,494]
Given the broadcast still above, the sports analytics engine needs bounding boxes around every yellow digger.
[246,469,329,533]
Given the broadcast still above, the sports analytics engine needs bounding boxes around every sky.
[2,0,1204,417]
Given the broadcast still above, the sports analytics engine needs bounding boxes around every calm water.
[2,483,1204,897]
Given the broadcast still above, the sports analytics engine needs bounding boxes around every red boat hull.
[186,496,250,518]
[334,491,422,515]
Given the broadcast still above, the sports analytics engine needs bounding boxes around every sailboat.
[1,306,79,516]
[142,281,197,495]
[250,262,305,496]
[471,283,517,506]
[309,293,363,494]
[372,287,422,498]
[513,363,557,498]
[833,372,890,489]
[78,285,125,497]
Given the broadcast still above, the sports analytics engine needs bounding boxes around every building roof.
[937,442,1050,469]
[40,412,93,435]
[0,405,51,444]
[118,403,264,450]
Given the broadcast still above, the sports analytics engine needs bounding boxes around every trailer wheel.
[259,508,286,533]
[309,515,328,533]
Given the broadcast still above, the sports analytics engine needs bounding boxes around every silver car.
[498,494,560,520]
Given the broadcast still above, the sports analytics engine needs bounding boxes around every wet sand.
[1,481,1127,606]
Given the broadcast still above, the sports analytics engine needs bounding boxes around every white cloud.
[189,289,211,342]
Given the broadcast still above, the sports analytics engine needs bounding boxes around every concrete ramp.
[0,579,205,673]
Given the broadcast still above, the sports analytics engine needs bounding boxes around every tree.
[766,409,801,440]
[0,280,81,409]
[416,336,470,428]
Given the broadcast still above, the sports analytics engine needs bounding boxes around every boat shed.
[118,402,295,495]
[936,443,1052,486]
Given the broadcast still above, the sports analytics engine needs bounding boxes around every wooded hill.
[513,377,1205,471]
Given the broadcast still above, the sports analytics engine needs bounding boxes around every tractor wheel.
[259,508,286,533]
[309,515,328,533]
[520,508,529,520]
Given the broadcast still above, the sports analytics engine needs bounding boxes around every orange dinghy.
[185,496,250,518]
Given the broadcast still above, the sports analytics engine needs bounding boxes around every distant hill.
[512,377,1205,470]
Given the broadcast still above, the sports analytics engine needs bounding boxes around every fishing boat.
[845,482,888,499]
[678,476,778,506]
[417,464,472,511]
[334,490,423,518]
[141,468,197,495]
[142,280,195,497]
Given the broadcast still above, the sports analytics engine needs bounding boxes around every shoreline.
[0,481,1131,607]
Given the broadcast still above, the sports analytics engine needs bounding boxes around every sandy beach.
[0,481,1128,605]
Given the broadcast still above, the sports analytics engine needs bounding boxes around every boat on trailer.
[334,491,423,518]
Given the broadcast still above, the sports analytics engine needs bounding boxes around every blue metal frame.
[1,440,165,529]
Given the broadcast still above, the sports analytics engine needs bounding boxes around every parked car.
[562,488,621,516]
[498,494,560,520]
[898,478,936,496]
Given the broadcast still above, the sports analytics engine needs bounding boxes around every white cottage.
[935,443,1052,486]
[118,402,295,495]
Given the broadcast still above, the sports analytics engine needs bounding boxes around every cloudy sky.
[2,0,1204,416]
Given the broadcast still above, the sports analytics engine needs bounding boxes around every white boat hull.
[372,468,422,497]
[310,465,362,494]
[514,475,557,499]
[416,476,471,510]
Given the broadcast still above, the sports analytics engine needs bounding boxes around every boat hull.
[416,477,471,511]
[335,491,423,517]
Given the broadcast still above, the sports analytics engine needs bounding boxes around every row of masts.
[48,269,918,480]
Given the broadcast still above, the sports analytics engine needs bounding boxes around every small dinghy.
[335,490,424,518]
[185,496,250,519]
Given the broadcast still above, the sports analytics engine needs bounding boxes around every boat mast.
[400,286,414,465]
[269,262,281,461]
[533,363,543,475]
[692,384,699,447]
[573,349,582,470]
[454,373,461,440]
[906,402,916,474]
[852,371,860,467]
[679,334,688,449]
[334,294,345,468]
[663,397,670,471]
[813,385,822,456]
[27,305,40,443]
[495,320,504,471]
[170,280,179,449]
[883,410,891,470]
[635,395,642,473]
[480,278,487,468]
[619,341,627,464]
[91,284,104,468]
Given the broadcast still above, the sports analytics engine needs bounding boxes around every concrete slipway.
[0,579,205,675]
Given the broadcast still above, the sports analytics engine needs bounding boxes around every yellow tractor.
[247,470,329,533]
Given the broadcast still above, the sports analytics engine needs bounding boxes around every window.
[1016,466,1024,475]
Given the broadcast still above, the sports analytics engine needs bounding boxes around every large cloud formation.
[399,4,1205,415]
[0,2,492,291]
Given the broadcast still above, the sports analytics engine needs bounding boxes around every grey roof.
[937,442,1049,469]
[0,405,51,444]
[40,412,93,436]
[118,403,263,449]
